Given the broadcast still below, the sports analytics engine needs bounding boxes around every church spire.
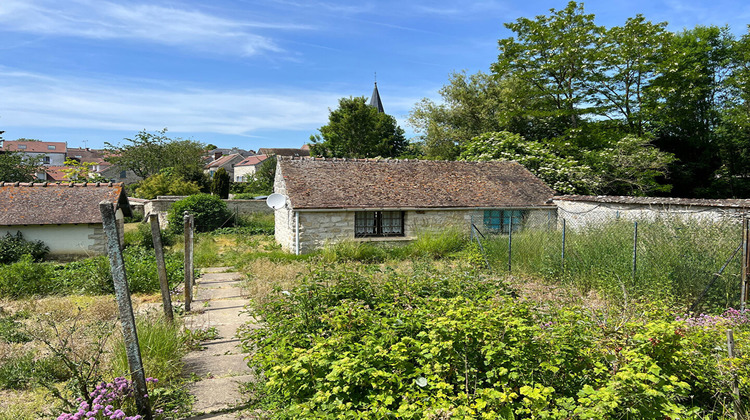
[368,81,385,113]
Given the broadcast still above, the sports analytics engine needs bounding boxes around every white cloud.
[0,0,311,56]
[0,69,424,141]
[0,69,341,135]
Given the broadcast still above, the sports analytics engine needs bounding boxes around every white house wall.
[0,224,105,257]
[554,200,750,230]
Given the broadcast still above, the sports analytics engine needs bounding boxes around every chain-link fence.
[470,208,746,312]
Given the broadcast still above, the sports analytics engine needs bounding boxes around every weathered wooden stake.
[632,221,638,282]
[184,211,194,312]
[727,329,743,419]
[149,214,173,322]
[741,218,748,311]
[99,202,152,420]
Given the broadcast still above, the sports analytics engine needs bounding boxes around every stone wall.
[143,196,272,229]
[554,200,750,230]
[276,207,557,254]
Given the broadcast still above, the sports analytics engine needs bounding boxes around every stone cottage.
[273,157,556,254]
[0,182,132,259]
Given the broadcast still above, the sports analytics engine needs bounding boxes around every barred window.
[355,211,404,237]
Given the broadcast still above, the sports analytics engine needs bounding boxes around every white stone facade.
[274,206,556,254]
[554,199,750,230]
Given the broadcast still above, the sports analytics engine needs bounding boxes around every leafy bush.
[0,351,70,390]
[124,222,176,249]
[241,262,750,418]
[0,231,49,264]
[0,255,56,297]
[167,193,232,234]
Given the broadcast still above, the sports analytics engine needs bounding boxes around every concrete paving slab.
[184,269,257,418]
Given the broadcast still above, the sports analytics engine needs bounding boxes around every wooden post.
[189,214,195,286]
[727,329,743,418]
[149,214,173,322]
[632,221,638,282]
[184,211,193,312]
[741,218,749,311]
[99,202,152,420]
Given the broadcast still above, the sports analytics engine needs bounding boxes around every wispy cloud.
[0,0,312,56]
[0,69,422,141]
[0,69,340,135]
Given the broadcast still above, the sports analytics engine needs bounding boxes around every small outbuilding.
[273,157,556,254]
[0,182,132,259]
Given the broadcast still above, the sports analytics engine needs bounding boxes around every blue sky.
[1,0,748,151]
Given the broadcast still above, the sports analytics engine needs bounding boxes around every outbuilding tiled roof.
[278,157,555,210]
[0,182,131,225]
[258,148,310,157]
[555,195,750,209]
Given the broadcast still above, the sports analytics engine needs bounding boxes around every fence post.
[561,218,566,271]
[508,216,512,273]
[632,221,638,282]
[99,202,152,420]
[149,214,173,323]
[184,211,194,312]
[727,329,743,418]
[741,218,749,311]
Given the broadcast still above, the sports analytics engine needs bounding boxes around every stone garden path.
[183,267,257,419]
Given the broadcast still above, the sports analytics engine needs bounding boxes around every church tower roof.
[368,82,385,113]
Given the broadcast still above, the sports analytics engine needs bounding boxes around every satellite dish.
[266,193,287,210]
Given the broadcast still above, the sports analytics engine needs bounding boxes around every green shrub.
[0,231,49,264]
[167,194,232,234]
[0,255,56,297]
[0,351,70,390]
[240,264,749,419]
[124,222,176,249]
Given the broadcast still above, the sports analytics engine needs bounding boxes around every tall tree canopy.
[0,150,42,182]
[310,97,407,158]
[105,129,207,183]
[410,1,750,198]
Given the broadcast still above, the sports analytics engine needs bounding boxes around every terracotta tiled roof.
[554,195,750,209]
[0,182,131,225]
[279,157,555,210]
[67,147,109,165]
[44,166,69,181]
[258,148,310,157]
[235,155,269,167]
[205,153,243,169]
[1,141,67,153]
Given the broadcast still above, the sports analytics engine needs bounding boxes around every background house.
[204,153,244,179]
[0,140,67,167]
[0,182,131,259]
[273,157,556,254]
[233,155,270,182]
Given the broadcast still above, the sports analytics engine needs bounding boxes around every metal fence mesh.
[470,208,744,311]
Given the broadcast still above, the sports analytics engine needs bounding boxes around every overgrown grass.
[481,218,742,310]
[110,314,187,385]
[0,246,184,298]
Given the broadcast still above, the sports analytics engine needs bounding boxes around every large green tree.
[0,150,42,182]
[310,97,407,158]
[494,1,601,131]
[105,129,207,183]
[644,26,734,197]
